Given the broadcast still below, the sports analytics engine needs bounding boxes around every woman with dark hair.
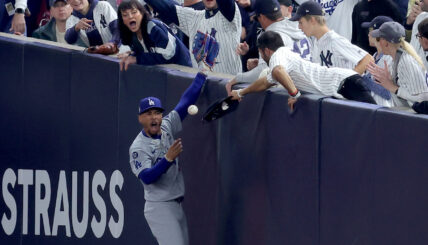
[118,0,192,71]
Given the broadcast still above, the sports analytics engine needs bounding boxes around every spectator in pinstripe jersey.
[368,21,428,107]
[143,0,242,75]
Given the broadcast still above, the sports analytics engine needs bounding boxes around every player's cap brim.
[139,106,164,114]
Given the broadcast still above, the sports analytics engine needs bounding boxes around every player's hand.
[225,78,237,96]
[165,138,183,161]
[236,41,249,56]
[75,18,93,31]
[230,90,242,101]
[120,55,137,71]
[247,58,258,71]
[9,13,26,34]
[288,97,298,111]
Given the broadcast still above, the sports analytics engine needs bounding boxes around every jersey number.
[292,39,310,60]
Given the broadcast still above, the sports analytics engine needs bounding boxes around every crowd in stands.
[2,0,428,113]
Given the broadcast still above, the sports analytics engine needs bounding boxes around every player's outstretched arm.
[145,0,179,25]
[138,139,182,184]
[230,76,274,101]
[354,54,374,75]
[271,66,300,97]
[217,0,237,22]
[174,73,207,121]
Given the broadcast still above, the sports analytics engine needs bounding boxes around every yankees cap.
[139,97,164,114]
[290,1,323,21]
[254,0,281,15]
[49,0,67,7]
[370,21,405,44]
[361,16,393,30]
[278,0,292,7]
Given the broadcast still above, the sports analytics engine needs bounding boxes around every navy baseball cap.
[278,0,292,7]
[290,1,323,21]
[254,0,281,15]
[50,0,67,7]
[361,16,394,30]
[139,97,164,114]
[370,21,405,44]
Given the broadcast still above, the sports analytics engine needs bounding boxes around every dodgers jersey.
[410,12,428,70]
[295,0,359,40]
[267,47,356,98]
[129,110,185,202]
[66,1,117,47]
[176,4,242,75]
[312,30,367,70]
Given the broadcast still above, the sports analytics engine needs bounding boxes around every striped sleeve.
[332,36,367,66]
[397,53,428,96]
[176,6,201,36]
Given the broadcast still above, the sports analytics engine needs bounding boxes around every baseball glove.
[202,96,239,122]
[87,42,119,55]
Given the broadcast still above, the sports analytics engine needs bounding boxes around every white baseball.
[187,105,198,115]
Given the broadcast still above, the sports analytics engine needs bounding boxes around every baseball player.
[129,32,218,245]
[66,0,128,52]
[226,0,311,95]
[144,0,242,75]
[294,0,359,41]
[117,0,192,70]
[291,1,373,74]
[410,0,428,70]
[230,31,376,108]
[367,22,428,107]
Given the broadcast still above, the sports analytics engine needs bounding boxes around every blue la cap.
[361,16,394,30]
[289,1,323,21]
[254,0,281,15]
[371,21,405,44]
[50,0,67,7]
[138,97,164,114]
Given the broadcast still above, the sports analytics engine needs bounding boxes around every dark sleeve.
[217,0,236,22]
[138,158,174,184]
[174,72,207,120]
[108,19,121,45]
[133,23,176,65]
[65,26,79,44]
[144,0,179,25]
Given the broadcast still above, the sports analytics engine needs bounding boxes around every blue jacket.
[131,19,191,67]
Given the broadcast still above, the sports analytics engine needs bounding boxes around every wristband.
[289,90,301,98]
[237,89,244,99]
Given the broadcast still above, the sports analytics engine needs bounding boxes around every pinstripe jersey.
[410,12,428,70]
[393,50,428,106]
[312,30,367,70]
[365,53,394,107]
[267,47,357,97]
[175,4,242,75]
[66,1,117,47]
[295,0,359,40]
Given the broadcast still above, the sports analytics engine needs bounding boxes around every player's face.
[121,7,143,33]
[139,109,163,137]
[368,29,376,47]
[298,18,312,37]
[69,0,89,12]
[203,0,218,10]
[51,2,72,22]
[417,33,428,51]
